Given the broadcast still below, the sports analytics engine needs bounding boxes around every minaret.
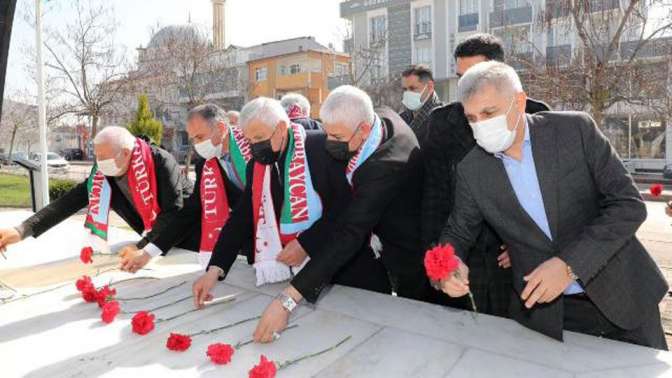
[212,0,226,49]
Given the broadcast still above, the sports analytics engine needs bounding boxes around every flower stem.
[115,281,186,301]
[454,270,478,317]
[234,323,299,349]
[156,294,237,323]
[188,315,261,338]
[277,335,352,370]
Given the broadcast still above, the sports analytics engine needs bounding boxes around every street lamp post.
[35,0,50,208]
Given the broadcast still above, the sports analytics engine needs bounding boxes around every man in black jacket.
[147,104,250,271]
[399,64,443,147]
[422,33,549,316]
[253,86,431,343]
[191,97,390,313]
[0,126,194,268]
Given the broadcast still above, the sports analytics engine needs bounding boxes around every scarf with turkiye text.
[84,138,160,252]
[250,123,323,286]
[198,126,252,268]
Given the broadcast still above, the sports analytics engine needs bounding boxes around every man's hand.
[192,268,219,309]
[120,249,151,273]
[440,257,470,298]
[253,298,290,344]
[276,240,308,267]
[497,245,511,269]
[666,201,672,218]
[0,228,21,252]
[521,257,573,309]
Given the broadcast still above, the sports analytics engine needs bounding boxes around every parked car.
[61,148,84,161]
[664,164,672,179]
[30,152,70,172]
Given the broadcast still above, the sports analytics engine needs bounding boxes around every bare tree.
[505,0,672,129]
[0,99,38,157]
[34,0,129,139]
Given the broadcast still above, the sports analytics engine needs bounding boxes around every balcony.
[490,6,532,28]
[328,75,353,90]
[414,22,432,40]
[546,0,620,20]
[458,13,479,33]
[340,0,392,17]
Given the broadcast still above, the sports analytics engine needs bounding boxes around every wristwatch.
[567,264,578,281]
[276,292,298,313]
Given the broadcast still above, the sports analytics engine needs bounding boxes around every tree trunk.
[8,123,18,162]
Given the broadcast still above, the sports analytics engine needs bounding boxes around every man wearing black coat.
[0,126,194,267]
[423,33,549,316]
[191,97,391,320]
[252,86,431,343]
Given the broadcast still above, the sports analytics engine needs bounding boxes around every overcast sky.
[6,0,347,98]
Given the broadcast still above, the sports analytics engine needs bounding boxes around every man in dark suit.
[191,97,390,318]
[149,104,249,270]
[0,126,194,268]
[439,61,668,350]
[252,85,431,343]
[423,33,549,317]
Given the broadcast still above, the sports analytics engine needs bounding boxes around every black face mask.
[325,140,357,162]
[251,139,280,165]
[326,126,360,162]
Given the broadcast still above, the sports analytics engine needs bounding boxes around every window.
[289,64,301,75]
[255,67,267,81]
[414,6,432,36]
[459,0,478,15]
[334,62,348,77]
[279,65,287,76]
[493,0,530,11]
[414,46,432,68]
[370,15,387,46]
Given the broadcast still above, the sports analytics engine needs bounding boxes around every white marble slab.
[1,211,672,377]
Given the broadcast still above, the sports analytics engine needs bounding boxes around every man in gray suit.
[438,61,668,350]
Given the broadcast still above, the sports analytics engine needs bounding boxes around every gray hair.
[457,61,523,103]
[226,110,240,119]
[320,85,375,130]
[187,103,228,128]
[94,126,136,152]
[280,93,311,117]
[240,97,290,130]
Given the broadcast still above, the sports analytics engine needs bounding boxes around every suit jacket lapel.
[528,114,559,242]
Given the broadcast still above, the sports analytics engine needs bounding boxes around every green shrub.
[49,178,77,201]
[127,94,164,145]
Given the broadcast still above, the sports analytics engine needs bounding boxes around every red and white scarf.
[198,126,251,267]
[83,138,160,252]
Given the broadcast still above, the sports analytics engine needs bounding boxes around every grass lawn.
[0,173,32,208]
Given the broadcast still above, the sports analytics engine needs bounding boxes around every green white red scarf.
[83,138,160,253]
[198,126,251,267]
[250,123,323,286]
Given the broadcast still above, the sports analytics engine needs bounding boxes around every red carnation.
[206,343,235,365]
[166,333,192,352]
[81,286,98,303]
[76,275,93,292]
[131,311,155,335]
[95,285,117,307]
[424,244,459,281]
[249,355,277,378]
[650,183,664,197]
[101,301,120,324]
[80,246,94,264]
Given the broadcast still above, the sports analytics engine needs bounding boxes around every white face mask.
[97,155,123,177]
[402,85,427,111]
[470,97,523,154]
[194,137,223,160]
